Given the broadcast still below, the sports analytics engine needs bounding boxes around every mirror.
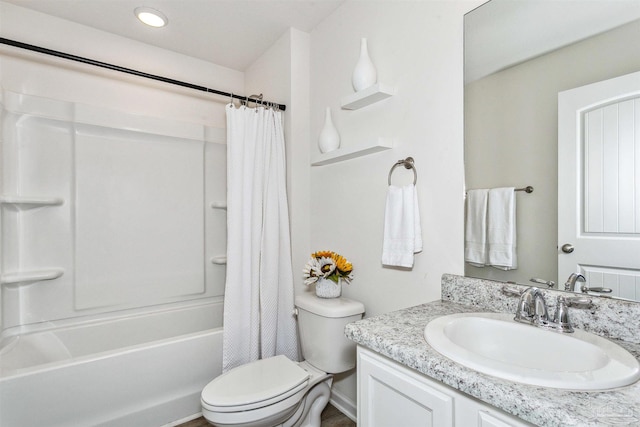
[464,0,640,300]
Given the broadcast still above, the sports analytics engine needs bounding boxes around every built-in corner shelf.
[0,195,64,210]
[341,83,395,110]
[311,138,393,166]
[210,201,227,210]
[210,256,227,265]
[0,269,64,287]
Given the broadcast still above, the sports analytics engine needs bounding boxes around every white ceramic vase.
[351,38,377,92]
[318,107,340,153]
[315,278,342,299]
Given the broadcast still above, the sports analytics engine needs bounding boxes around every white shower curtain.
[223,104,299,372]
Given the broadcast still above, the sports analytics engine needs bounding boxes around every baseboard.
[329,388,357,422]
[161,412,202,427]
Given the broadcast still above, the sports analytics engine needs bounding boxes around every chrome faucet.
[514,287,549,326]
[564,273,586,291]
[509,286,592,333]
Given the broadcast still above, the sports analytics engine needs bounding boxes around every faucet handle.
[552,295,593,333]
[564,295,593,308]
[553,296,574,333]
[530,277,556,288]
[501,285,524,297]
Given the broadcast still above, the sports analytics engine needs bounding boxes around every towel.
[464,189,489,267]
[487,187,517,270]
[382,184,423,268]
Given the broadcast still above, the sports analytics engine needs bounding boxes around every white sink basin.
[424,312,640,390]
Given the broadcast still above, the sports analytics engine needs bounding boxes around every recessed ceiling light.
[134,7,168,28]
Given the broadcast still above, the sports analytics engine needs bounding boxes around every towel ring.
[388,157,417,186]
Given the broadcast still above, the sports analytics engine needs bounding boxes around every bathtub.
[0,299,223,427]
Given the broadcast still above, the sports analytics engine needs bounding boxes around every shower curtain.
[223,104,299,372]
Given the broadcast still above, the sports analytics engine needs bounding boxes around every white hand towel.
[487,187,517,270]
[382,184,423,268]
[464,189,489,267]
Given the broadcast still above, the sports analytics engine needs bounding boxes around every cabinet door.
[358,347,454,427]
[478,410,522,427]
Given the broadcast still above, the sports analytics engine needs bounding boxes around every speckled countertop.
[345,274,640,427]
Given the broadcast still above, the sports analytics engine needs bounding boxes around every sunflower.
[332,254,353,274]
[312,250,334,259]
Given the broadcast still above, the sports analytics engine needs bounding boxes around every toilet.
[201,293,365,427]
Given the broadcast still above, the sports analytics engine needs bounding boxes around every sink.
[424,312,640,390]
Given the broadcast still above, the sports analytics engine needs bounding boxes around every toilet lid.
[202,355,310,408]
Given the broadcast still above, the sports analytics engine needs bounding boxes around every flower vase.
[351,38,377,92]
[315,278,341,299]
[318,107,340,153]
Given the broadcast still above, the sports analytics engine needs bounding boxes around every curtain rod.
[0,37,286,111]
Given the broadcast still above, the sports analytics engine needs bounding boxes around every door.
[558,71,640,300]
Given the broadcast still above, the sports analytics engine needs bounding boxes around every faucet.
[564,273,586,291]
[514,287,549,326]
[510,286,592,333]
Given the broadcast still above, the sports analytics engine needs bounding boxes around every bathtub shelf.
[210,201,227,209]
[210,256,227,265]
[0,269,64,287]
[0,195,64,210]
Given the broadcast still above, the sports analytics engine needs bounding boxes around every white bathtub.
[0,300,223,427]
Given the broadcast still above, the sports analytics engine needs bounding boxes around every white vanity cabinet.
[357,347,534,427]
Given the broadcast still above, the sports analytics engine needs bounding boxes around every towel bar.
[466,186,534,195]
[388,157,417,186]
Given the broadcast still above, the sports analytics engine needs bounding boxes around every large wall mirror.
[464,0,640,300]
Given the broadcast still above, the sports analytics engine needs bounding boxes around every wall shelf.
[210,256,227,265]
[210,201,227,209]
[311,138,393,166]
[0,269,64,287]
[0,196,64,210]
[341,83,395,110]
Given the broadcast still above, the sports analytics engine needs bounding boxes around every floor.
[177,403,356,427]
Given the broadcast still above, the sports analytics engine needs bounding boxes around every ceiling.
[3,0,345,71]
[465,0,640,84]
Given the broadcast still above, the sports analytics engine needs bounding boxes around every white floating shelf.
[210,201,227,209]
[341,83,395,110]
[311,138,394,166]
[0,269,64,286]
[210,256,227,265]
[0,195,64,210]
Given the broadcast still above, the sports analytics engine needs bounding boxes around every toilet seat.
[201,355,310,413]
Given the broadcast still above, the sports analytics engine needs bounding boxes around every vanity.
[345,274,640,426]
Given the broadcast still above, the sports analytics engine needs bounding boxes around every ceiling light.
[135,7,168,28]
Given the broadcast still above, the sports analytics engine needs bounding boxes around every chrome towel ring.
[388,157,417,186]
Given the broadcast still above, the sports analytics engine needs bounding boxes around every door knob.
[561,243,574,253]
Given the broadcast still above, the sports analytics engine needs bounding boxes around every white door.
[558,71,640,300]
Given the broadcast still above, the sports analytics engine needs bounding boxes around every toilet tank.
[295,293,365,374]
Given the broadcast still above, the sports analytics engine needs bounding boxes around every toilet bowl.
[201,294,365,427]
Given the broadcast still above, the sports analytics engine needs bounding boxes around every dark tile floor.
[177,403,355,427]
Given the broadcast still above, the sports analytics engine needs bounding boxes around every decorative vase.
[318,107,340,153]
[351,38,377,92]
[315,278,342,299]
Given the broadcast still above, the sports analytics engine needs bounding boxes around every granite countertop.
[345,291,640,426]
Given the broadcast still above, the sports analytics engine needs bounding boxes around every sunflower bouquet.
[303,250,354,286]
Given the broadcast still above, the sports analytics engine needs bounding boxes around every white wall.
[309,0,479,408]
[465,19,640,286]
